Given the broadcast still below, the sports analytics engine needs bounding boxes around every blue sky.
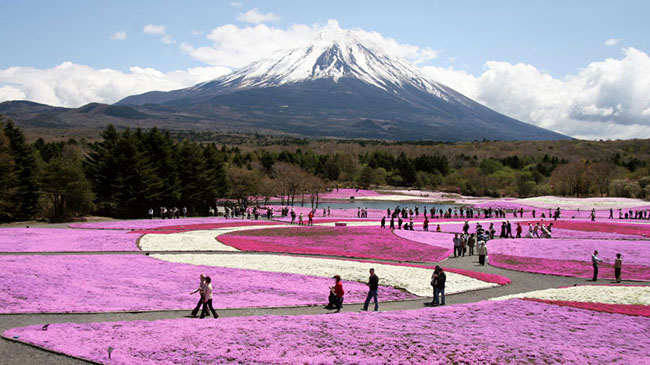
[2,0,647,76]
[1,1,649,139]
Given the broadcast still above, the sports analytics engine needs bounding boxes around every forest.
[2,117,649,222]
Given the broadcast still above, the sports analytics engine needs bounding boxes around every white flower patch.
[151,253,497,297]
[491,286,650,306]
[139,225,287,251]
[518,196,650,210]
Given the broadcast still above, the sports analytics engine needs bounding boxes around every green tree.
[40,147,94,222]
[3,120,39,220]
[0,127,17,222]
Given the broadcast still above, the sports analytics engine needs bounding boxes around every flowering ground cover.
[139,224,290,251]
[488,237,650,281]
[153,253,501,296]
[5,299,649,364]
[0,254,412,313]
[69,217,261,230]
[534,219,650,238]
[131,221,285,235]
[0,228,139,252]
[492,285,650,317]
[218,226,451,262]
[391,230,454,258]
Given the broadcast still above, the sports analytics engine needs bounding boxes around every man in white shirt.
[200,276,219,319]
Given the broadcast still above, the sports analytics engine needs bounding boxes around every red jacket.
[334,281,344,297]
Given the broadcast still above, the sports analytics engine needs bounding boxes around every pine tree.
[3,120,39,220]
[0,125,17,222]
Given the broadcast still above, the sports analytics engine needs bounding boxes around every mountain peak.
[194,24,449,100]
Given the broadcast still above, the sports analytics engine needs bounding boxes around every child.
[614,253,623,283]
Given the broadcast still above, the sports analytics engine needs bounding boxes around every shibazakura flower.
[218,226,451,262]
[5,299,649,363]
[0,254,414,313]
[0,228,139,252]
[153,253,501,297]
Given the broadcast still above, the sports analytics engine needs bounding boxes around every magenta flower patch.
[0,255,414,313]
[521,298,650,317]
[219,226,451,262]
[4,299,648,364]
[0,228,140,252]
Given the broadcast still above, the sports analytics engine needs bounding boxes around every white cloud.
[0,62,231,107]
[605,38,620,46]
[110,31,127,41]
[143,24,166,35]
[236,8,279,24]
[422,47,650,139]
[143,24,175,44]
[181,19,437,68]
[230,2,242,8]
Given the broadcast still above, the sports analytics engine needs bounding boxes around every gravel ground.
[1,236,648,364]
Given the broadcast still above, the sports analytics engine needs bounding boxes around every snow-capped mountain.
[28,30,564,142]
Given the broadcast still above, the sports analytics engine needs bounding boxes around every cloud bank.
[0,20,649,139]
[0,63,230,107]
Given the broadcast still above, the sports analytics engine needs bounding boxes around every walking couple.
[190,274,219,319]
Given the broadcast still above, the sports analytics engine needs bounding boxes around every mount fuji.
[1,29,568,141]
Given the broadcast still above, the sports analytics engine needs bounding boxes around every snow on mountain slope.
[193,27,451,101]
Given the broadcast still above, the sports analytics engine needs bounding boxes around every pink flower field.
[0,228,139,252]
[219,226,451,262]
[391,229,454,258]
[131,221,285,234]
[0,255,414,313]
[542,220,650,238]
[5,299,648,364]
[522,298,650,317]
[69,217,264,230]
[488,238,650,281]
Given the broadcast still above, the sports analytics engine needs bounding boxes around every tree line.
[1,117,649,223]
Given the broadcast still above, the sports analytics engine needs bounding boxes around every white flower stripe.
[139,225,288,251]
[491,286,650,306]
[151,253,498,297]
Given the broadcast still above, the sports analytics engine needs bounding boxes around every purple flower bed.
[392,230,454,259]
[0,255,413,313]
[488,238,650,267]
[490,254,650,281]
[0,228,139,252]
[219,226,451,262]
[5,299,649,364]
[69,217,255,230]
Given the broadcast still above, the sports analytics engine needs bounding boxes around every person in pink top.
[200,276,219,319]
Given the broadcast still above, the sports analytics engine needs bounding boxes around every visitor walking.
[380,216,386,229]
[614,253,623,283]
[190,274,206,317]
[433,266,446,306]
[362,268,379,311]
[453,233,461,258]
[592,250,603,281]
[199,276,218,319]
[467,233,476,256]
[477,241,488,266]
